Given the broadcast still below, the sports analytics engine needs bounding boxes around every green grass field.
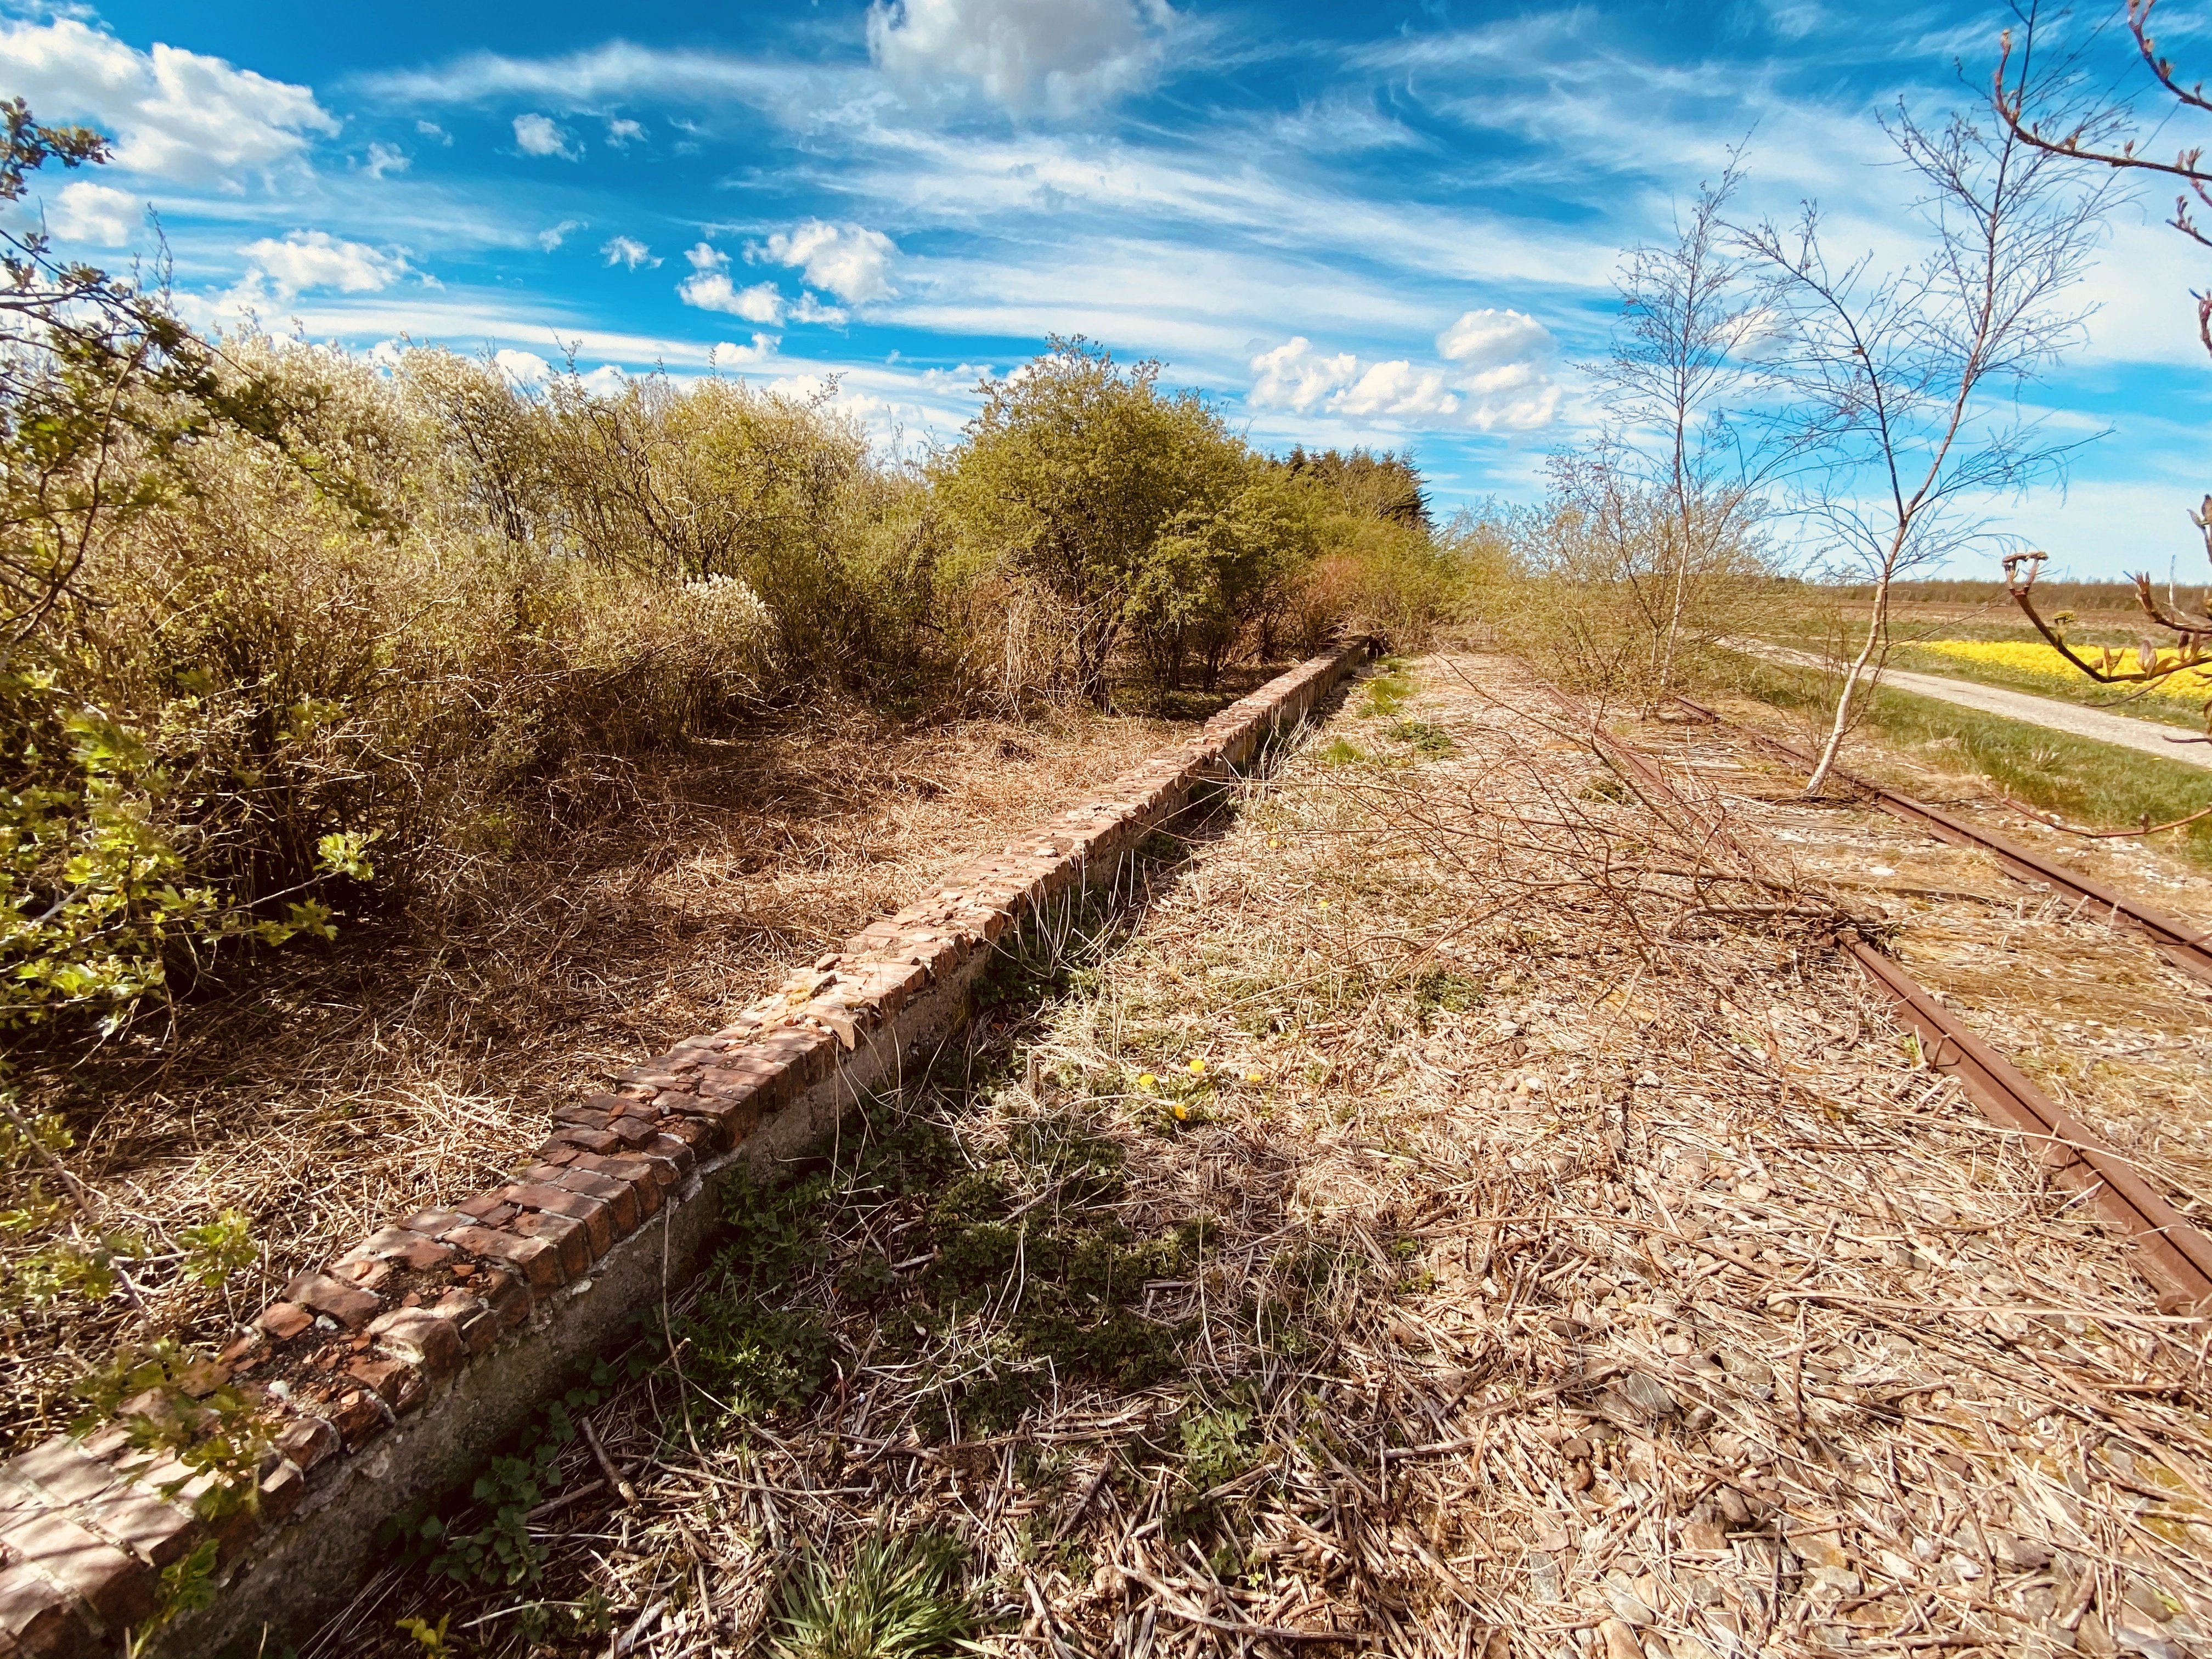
[1714,654,2212,868]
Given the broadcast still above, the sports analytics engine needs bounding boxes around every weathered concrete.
[0,639,1373,1659]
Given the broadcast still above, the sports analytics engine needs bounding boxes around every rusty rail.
[1671,693,2212,990]
[1576,703,2212,1316]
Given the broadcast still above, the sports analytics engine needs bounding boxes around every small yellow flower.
[1244,1071,1263,1084]
[1187,1058,1207,1076]
[1266,837,1283,849]
[1317,899,1329,910]
[1137,1073,1158,1090]
[1172,1103,1190,1120]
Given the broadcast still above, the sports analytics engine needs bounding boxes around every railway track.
[1672,693,2212,990]
[1572,696,2212,1317]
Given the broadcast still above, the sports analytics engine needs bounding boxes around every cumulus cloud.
[710,335,779,369]
[678,243,785,321]
[512,112,578,158]
[606,117,645,146]
[1249,338,1357,415]
[867,0,1175,116]
[791,292,850,326]
[236,230,409,301]
[1437,308,1553,371]
[758,219,898,304]
[363,141,409,178]
[1248,309,1559,431]
[0,18,337,186]
[602,234,657,269]
[46,180,138,246]
[494,348,554,385]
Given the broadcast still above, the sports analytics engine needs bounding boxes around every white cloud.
[678,244,785,320]
[363,141,409,178]
[415,119,453,145]
[1437,308,1553,370]
[606,117,644,146]
[710,334,780,369]
[0,18,338,186]
[1249,337,1358,415]
[867,0,1176,116]
[512,113,578,159]
[602,234,657,269]
[1248,312,1559,432]
[759,219,897,304]
[237,230,409,301]
[538,218,585,251]
[494,348,554,385]
[46,180,138,246]
[1334,359,1459,420]
[792,291,850,326]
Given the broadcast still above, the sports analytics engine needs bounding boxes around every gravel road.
[1734,641,2212,772]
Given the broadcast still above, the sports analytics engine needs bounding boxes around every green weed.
[1389,719,1457,757]
[767,1531,977,1659]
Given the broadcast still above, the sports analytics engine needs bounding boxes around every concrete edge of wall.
[0,638,1375,1659]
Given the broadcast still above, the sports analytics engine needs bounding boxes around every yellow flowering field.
[1912,637,2212,708]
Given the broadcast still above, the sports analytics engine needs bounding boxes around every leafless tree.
[1589,160,1788,698]
[1993,0,2212,743]
[1743,77,2112,793]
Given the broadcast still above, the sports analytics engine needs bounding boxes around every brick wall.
[0,639,1373,1658]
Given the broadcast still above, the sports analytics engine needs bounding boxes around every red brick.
[511,1210,590,1279]
[478,1271,532,1328]
[645,1135,697,1178]
[554,1169,637,1233]
[457,1191,513,1220]
[400,1207,471,1238]
[654,1114,726,1155]
[444,1226,563,1290]
[605,1116,658,1149]
[327,1390,386,1451]
[510,1184,613,1254]
[273,1418,340,1475]
[257,1459,306,1523]
[0,1562,92,1658]
[368,1309,465,1379]
[2,1511,153,1628]
[568,1155,662,1218]
[545,1126,622,1156]
[281,1273,382,1330]
[549,1103,611,1128]
[331,1256,393,1291]
[79,1479,196,1568]
[430,1290,501,1355]
[6,1439,117,1510]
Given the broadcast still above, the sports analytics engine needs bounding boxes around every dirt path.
[319,653,2211,1659]
[1733,640,2212,771]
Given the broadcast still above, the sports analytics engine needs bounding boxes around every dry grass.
[1681,690,2212,1226]
[313,653,2209,1659]
[1,702,1193,1455]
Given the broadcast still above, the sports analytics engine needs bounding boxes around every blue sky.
[3,0,2209,579]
